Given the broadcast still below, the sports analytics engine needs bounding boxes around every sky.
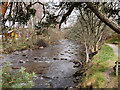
[5,1,78,29]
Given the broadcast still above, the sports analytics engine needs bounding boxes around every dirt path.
[103,43,119,88]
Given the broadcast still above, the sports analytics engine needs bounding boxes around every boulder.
[19,60,25,63]
[34,57,38,60]
[35,39,47,47]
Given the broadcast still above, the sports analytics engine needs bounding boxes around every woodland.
[0,0,119,89]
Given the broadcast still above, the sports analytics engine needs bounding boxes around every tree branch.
[27,2,46,23]
[59,2,81,29]
[86,2,120,34]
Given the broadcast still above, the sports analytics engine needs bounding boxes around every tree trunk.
[86,2,120,34]
[84,37,89,64]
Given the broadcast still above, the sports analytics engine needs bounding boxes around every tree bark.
[84,36,89,64]
[86,2,120,34]
[60,2,120,34]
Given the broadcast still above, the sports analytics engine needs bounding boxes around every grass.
[78,44,118,88]
[93,44,117,64]
[1,27,65,54]
[106,34,120,48]
[3,38,35,54]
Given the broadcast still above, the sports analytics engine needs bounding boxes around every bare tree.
[78,8,107,63]
[67,5,108,63]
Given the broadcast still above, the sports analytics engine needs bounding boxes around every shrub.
[1,62,36,88]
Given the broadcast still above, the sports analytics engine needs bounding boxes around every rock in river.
[19,60,25,63]
[73,60,81,64]
[65,51,69,53]
[60,53,64,55]
[22,53,26,56]
[53,58,58,60]
[26,59,29,62]
[39,46,44,49]
[61,58,67,60]
[34,57,38,60]
[73,79,78,83]
[73,63,80,68]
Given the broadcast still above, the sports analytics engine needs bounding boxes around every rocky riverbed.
[0,39,86,88]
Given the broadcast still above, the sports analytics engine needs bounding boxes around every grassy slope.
[78,44,118,88]
[106,34,120,48]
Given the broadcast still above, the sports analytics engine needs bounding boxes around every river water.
[0,39,85,88]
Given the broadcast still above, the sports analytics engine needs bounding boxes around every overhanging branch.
[86,2,120,34]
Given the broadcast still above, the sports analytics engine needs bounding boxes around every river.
[0,39,85,88]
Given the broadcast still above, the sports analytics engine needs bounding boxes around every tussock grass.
[78,44,118,88]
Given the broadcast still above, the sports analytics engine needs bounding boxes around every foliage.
[2,62,36,88]
[35,13,58,30]
[65,22,82,42]
[65,5,110,63]
[106,34,120,48]
[8,3,36,25]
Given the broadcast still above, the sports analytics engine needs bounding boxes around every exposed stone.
[75,76,81,80]
[53,58,58,60]
[69,60,73,62]
[35,39,47,47]
[39,46,44,49]
[22,53,26,56]
[12,67,21,69]
[26,59,29,62]
[14,53,19,55]
[73,60,80,64]
[61,58,65,60]
[26,55,28,58]
[74,54,78,56]
[60,53,64,55]
[19,60,25,63]
[70,52,74,54]
[73,63,80,68]
[73,70,84,77]
[34,57,38,60]
[73,79,78,83]
[65,51,69,53]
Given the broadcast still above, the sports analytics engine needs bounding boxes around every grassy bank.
[1,28,65,54]
[106,34,120,48]
[78,44,118,88]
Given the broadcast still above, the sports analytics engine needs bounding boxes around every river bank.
[77,44,118,88]
[0,39,86,88]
